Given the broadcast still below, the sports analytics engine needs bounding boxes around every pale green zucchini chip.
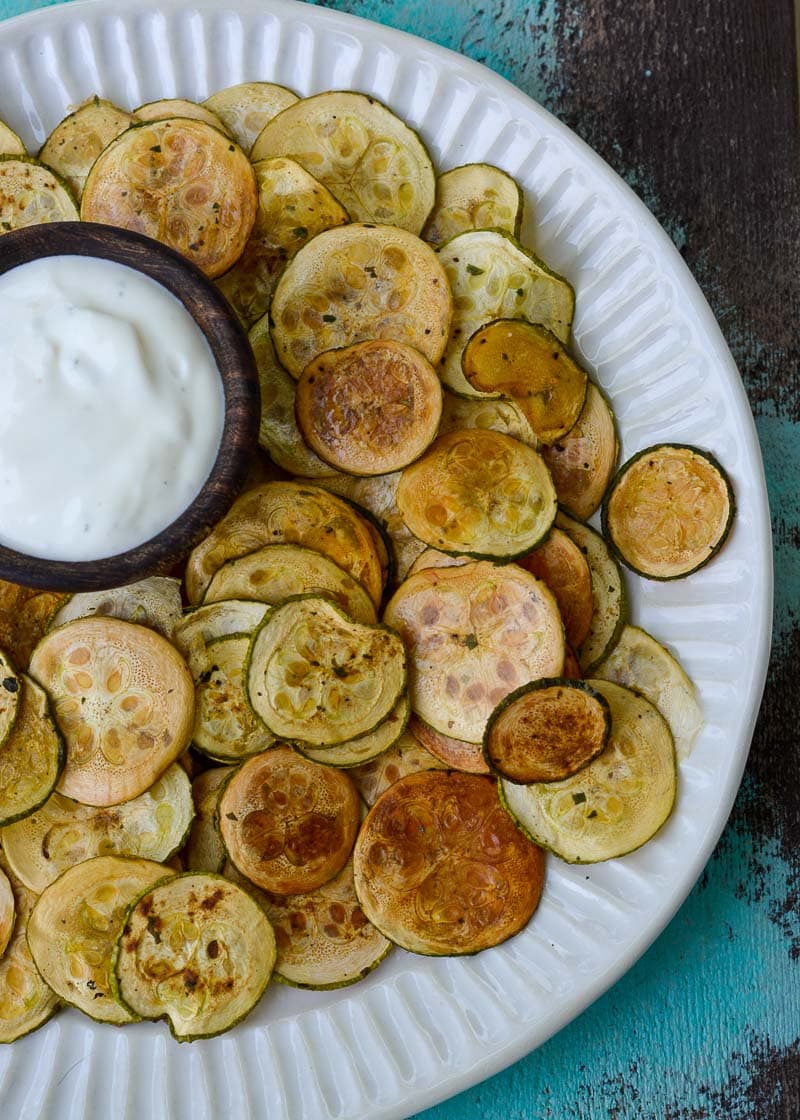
[1,762,193,893]
[203,543,378,625]
[27,855,169,1024]
[0,852,60,1042]
[49,576,183,639]
[0,647,20,752]
[203,81,299,153]
[422,162,523,246]
[0,155,79,233]
[217,156,349,327]
[185,767,234,873]
[39,96,134,199]
[500,679,677,863]
[192,635,276,762]
[0,120,25,157]
[0,675,64,827]
[592,624,703,759]
[542,382,619,520]
[0,864,13,957]
[246,596,406,746]
[349,728,446,807]
[134,98,230,132]
[295,693,410,768]
[173,600,270,677]
[250,90,435,232]
[437,228,574,397]
[269,223,452,378]
[112,872,276,1041]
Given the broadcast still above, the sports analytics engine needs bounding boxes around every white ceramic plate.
[0,1,772,1117]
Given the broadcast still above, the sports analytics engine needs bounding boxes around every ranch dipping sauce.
[0,255,224,560]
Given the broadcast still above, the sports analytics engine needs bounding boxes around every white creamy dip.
[0,255,224,560]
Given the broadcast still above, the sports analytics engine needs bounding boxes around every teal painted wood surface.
[0,0,797,1116]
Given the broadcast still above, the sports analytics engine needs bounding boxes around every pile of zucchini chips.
[0,84,734,1043]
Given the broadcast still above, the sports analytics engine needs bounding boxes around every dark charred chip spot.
[200,887,226,912]
[2,677,18,693]
[207,939,220,959]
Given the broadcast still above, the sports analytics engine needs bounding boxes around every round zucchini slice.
[422,162,523,247]
[134,98,230,133]
[439,391,540,450]
[384,561,564,743]
[112,871,276,1041]
[518,527,594,649]
[0,647,20,751]
[350,728,447,806]
[27,855,169,1024]
[437,228,575,398]
[172,600,270,677]
[0,154,78,233]
[39,95,134,199]
[396,429,557,559]
[81,118,257,279]
[353,770,545,955]
[219,747,360,894]
[542,381,619,520]
[185,767,234,873]
[296,693,410,768]
[29,617,195,807]
[250,90,435,232]
[203,82,299,153]
[0,865,13,957]
[295,340,442,475]
[49,576,183,639]
[408,715,489,775]
[203,543,377,625]
[0,582,67,669]
[484,678,610,783]
[0,856,60,1042]
[269,223,452,378]
[192,635,276,762]
[500,678,676,863]
[462,320,587,444]
[217,156,349,327]
[185,480,384,608]
[246,597,406,746]
[0,120,25,157]
[593,624,703,760]
[0,674,64,827]
[1,763,193,893]
[602,444,735,579]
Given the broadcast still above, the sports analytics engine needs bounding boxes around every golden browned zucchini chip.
[542,382,619,520]
[203,82,299,153]
[185,766,234,873]
[39,96,134,199]
[350,728,446,806]
[484,679,610,783]
[439,392,540,449]
[0,674,64,827]
[0,865,13,957]
[518,527,594,649]
[0,155,78,233]
[270,223,452,378]
[353,770,545,955]
[185,480,384,607]
[396,429,557,559]
[0,582,67,669]
[383,561,564,743]
[408,714,489,775]
[602,444,734,580]
[0,852,60,1042]
[0,647,20,751]
[134,98,230,132]
[0,120,25,157]
[250,90,435,232]
[296,340,442,475]
[81,118,257,278]
[29,617,195,806]
[422,162,523,247]
[219,747,361,893]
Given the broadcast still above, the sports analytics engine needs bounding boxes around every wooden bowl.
[0,222,260,591]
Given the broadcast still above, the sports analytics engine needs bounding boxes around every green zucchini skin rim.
[334,493,397,601]
[482,677,611,784]
[0,679,66,829]
[190,631,276,764]
[601,442,736,581]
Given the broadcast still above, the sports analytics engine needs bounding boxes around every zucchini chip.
[192,635,276,762]
[225,858,391,990]
[593,625,703,759]
[30,617,195,807]
[218,747,361,893]
[406,549,471,577]
[353,770,545,955]
[0,648,20,751]
[439,392,540,450]
[350,729,447,807]
[383,561,564,743]
[518,527,594,649]
[396,429,557,559]
[501,679,676,863]
[112,872,276,1041]
[134,98,230,133]
[270,223,452,378]
[408,715,489,775]
[203,82,299,153]
[422,162,523,247]
[602,444,735,580]
[0,865,13,957]
[49,576,183,639]
[250,90,435,232]
[246,597,406,746]
[27,855,169,1024]
[0,155,78,233]
[296,693,410,768]
[462,320,587,445]
[437,228,574,398]
[484,679,611,783]
[39,96,134,199]
[0,854,60,1042]
[1,763,193,893]
[217,156,349,327]
[81,119,257,279]
[185,481,384,608]
[203,543,377,625]
[185,767,234,873]
[173,600,270,677]
[542,382,619,519]
[295,340,443,475]
[0,675,64,826]
[0,120,25,157]
[556,510,627,673]
[0,582,67,669]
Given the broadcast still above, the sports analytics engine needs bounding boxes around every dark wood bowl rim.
[0,221,259,591]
